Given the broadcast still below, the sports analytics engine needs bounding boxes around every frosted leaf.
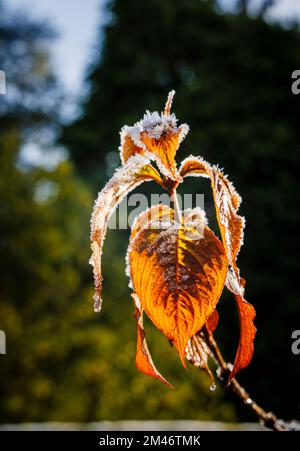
[119,91,189,180]
[128,208,227,365]
[120,125,146,153]
[145,150,176,181]
[179,155,211,179]
[179,155,245,293]
[178,123,190,144]
[164,89,175,115]
[90,154,160,313]
[125,204,175,285]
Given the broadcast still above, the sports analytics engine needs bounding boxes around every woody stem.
[202,328,288,431]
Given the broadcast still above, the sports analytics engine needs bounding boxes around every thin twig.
[201,328,289,431]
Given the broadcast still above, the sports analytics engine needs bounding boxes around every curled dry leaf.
[128,206,228,367]
[228,294,256,384]
[226,270,257,383]
[180,156,256,382]
[180,156,244,279]
[90,155,163,312]
[132,292,173,388]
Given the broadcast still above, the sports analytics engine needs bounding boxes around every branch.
[199,328,290,431]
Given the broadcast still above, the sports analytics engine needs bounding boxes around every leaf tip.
[164,90,176,116]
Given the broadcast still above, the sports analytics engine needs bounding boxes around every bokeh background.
[0,0,299,424]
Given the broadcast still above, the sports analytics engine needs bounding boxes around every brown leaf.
[128,207,228,366]
[132,292,172,387]
[90,155,163,312]
[228,294,256,384]
[119,133,142,163]
[180,157,256,380]
[141,125,187,181]
[226,271,256,383]
[180,156,245,294]
[206,309,219,334]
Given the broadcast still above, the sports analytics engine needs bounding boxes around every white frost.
[119,91,189,174]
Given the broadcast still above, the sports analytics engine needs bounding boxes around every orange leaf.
[180,159,256,379]
[180,156,245,293]
[141,126,187,181]
[206,309,219,334]
[228,294,256,384]
[119,91,189,180]
[132,292,172,387]
[119,133,142,163]
[90,155,163,312]
[128,207,228,366]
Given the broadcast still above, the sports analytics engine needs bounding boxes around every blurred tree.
[0,0,235,422]
[62,0,300,420]
[0,0,61,133]
[236,0,249,14]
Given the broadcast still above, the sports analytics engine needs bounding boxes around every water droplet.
[209,383,216,392]
[246,398,253,405]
